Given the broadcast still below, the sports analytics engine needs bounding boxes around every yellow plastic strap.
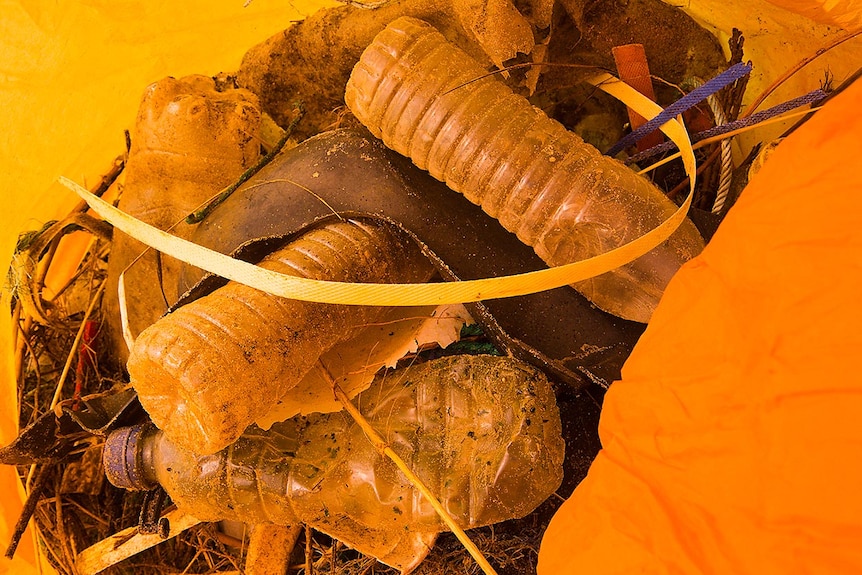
[61,74,695,306]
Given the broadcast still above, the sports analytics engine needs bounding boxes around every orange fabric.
[538,79,862,574]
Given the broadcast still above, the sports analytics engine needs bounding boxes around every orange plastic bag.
[538,58,862,575]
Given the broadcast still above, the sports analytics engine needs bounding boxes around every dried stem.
[20,334,42,425]
[4,464,50,560]
[49,282,106,411]
[744,29,861,117]
[305,524,313,575]
[666,146,721,201]
[33,237,61,307]
[11,296,21,342]
[323,367,499,575]
[75,509,202,575]
[12,213,112,326]
[13,304,29,393]
[48,238,100,304]
[53,473,76,572]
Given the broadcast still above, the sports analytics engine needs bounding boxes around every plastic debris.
[105,354,565,572]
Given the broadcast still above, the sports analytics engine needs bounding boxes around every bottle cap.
[103,424,158,490]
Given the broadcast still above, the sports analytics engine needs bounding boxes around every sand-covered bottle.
[105,354,565,572]
[345,17,705,323]
[126,218,435,455]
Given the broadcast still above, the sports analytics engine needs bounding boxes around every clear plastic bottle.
[126,218,435,456]
[345,17,705,323]
[105,354,564,573]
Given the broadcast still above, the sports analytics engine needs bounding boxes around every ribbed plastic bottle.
[345,17,705,323]
[126,218,435,456]
[105,354,564,573]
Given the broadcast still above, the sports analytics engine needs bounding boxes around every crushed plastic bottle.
[345,17,705,323]
[104,75,262,361]
[104,354,564,573]
[126,218,435,456]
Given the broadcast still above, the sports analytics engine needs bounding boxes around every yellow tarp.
[0,2,333,572]
[0,0,858,573]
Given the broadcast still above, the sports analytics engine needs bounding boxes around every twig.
[716,28,748,121]
[49,282,106,411]
[186,104,305,224]
[75,509,201,575]
[4,465,51,559]
[337,0,393,8]
[743,29,861,117]
[442,62,610,96]
[323,368,499,575]
[305,524,313,575]
[87,155,125,200]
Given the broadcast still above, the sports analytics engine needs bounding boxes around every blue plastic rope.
[625,88,828,164]
[605,61,754,157]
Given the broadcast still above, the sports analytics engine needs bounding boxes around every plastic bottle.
[104,75,262,363]
[105,354,565,573]
[345,17,705,323]
[126,218,435,456]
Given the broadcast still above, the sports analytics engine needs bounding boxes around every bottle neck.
[103,423,161,490]
[137,424,161,488]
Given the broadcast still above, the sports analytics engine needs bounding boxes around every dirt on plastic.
[238,0,727,144]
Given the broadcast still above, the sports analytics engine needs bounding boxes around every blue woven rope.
[605,61,754,157]
[625,88,828,164]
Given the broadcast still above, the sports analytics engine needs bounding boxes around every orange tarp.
[538,72,862,575]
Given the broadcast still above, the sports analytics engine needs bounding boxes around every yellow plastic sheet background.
[0,1,857,574]
[0,2,334,572]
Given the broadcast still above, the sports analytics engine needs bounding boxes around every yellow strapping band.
[60,73,695,306]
